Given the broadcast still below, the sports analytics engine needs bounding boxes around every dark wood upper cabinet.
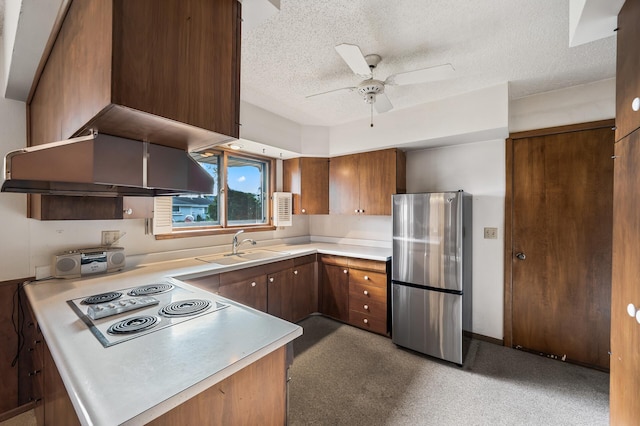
[26,0,241,220]
[283,157,329,215]
[615,0,640,142]
[329,148,406,216]
[30,0,240,149]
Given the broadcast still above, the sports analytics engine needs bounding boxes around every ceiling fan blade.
[306,86,356,98]
[334,43,371,77]
[374,93,393,113]
[385,63,455,86]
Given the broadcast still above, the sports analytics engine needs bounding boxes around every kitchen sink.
[196,249,290,266]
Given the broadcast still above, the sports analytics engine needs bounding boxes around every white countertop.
[25,242,390,425]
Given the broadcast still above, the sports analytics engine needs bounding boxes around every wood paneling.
[509,123,613,369]
[147,347,286,426]
[615,0,640,142]
[610,129,640,424]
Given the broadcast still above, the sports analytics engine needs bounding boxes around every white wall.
[509,78,615,132]
[406,140,506,340]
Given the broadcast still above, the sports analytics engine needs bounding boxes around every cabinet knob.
[123,208,133,215]
[269,277,274,283]
[28,370,41,376]
[363,318,369,324]
[633,97,640,112]
[301,208,306,213]
[343,269,348,274]
[364,275,369,280]
[294,270,298,275]
[251,281,256,287]
[364,304,369,310]
[363,290,369,296]
[34,340,42,345]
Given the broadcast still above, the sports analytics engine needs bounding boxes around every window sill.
[154,225,277,240]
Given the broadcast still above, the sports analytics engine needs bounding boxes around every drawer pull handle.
[364,275,369,280]
[633,97,640,112]
[28,370,41,376]
[251,281,256,287]
[363,290,369,296]
[294,270,298,275]
[343,269,348,274]
[34,340,42,345]
[301,208,306,213]
[363,318,369,324]
[364,304,369,310]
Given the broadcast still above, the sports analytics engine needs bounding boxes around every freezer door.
[392,192,463,291]
[391,283,463,364]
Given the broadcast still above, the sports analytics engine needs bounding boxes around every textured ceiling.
[241,0,616,127]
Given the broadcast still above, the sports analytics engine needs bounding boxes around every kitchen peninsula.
[23,242,391,425]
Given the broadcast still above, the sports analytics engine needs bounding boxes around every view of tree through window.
[172,151,269,229]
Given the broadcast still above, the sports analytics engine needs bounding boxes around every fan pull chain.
[370,102,374,127]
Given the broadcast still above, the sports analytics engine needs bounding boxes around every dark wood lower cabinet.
[43,343,80,426]
[267,268,294,321]
[219,275,268,312]
[319,257,350,322]
[291,260,317,322]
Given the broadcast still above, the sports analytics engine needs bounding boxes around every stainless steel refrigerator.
[391,191,472,365]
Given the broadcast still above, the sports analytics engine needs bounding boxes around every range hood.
[1,132,214,197]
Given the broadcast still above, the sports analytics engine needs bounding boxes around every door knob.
[515,252,526,260]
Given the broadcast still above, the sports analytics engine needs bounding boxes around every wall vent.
[272,192,292,227]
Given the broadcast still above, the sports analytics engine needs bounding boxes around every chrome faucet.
[231,230,256,254]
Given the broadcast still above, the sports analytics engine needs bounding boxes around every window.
[155,149,274,236]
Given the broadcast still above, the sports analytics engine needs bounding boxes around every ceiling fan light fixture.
[364,93,376,104]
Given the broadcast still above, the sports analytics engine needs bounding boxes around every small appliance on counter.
[52,246,126,279]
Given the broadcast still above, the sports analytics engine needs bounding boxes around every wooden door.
[610,130,640,424]
[319,263,349,321]
[299,158,329,214]
[510,124,613,369]
[329,154,359,215]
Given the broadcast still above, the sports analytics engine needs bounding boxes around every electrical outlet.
[101,230,120,246]
[484,227,498,239]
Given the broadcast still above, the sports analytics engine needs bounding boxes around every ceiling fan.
[307,43,455,126]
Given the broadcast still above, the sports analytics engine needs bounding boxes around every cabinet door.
[43,343,80,426]
[610,130,640,424]
[292,262,317,322]
[358,149,396,216]
[299,158,329,214]
[219,276,267,312]
[615,0,640,141]
[267,268,294,321]
[319,263,349,321]
[329,154,360,215]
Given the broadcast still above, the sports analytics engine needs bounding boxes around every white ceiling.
[240,0,617,127]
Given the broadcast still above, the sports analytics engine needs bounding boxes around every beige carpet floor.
[289,315,609,426]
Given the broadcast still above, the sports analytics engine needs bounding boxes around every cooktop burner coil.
[159,299,212,317]
[107,315,159,335]
[127,283,175,296]
[82,291,123,305]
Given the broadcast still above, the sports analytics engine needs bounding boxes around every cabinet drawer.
[349,310,387,335]
[349,281,387,303]
[349,269,386,289]
[348,258,387,273]
[349,296,386,319]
